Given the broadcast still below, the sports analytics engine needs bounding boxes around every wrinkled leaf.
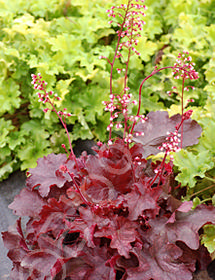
[26,153,76,197]
[133,111,202,158]
[9,188,46,217]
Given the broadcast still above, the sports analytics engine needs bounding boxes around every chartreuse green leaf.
[205,67,215,85]
[141,2,163,40]
[17,140,51,170]
[174,149,214,188]
[75,69,99,82]
[55,78,76,108]
[8,130,26,150]
[201,224,215,254]
[136,36,158,62]
[0,78,21,115]
[0,42,20,81]
[17,120,51,170]
[197,118,215,155]
[29,0,64,17]
[0,118,14,147]
[0,161,14,181]
[72,123,93,140]
[194,91,215,156]
[50,129,73,154]
[0,148,18,181]
[203,57,215,85]
[205,24,215,46]
[0,118,17,181]
[173,13,207,49]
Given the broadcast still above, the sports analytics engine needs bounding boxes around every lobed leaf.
[133,111,202,158]
[9,188,47,217]
[84,140,134,202]
[174,149,214,188]
[94,216,138,258]
[26,153,75,197]
[201,224,215,254]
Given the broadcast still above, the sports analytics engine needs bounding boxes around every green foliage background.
[0,0,214,185]
[0,0,215,256]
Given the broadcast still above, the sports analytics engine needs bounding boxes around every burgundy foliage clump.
[2,111,215,280]
[2,1,214,279]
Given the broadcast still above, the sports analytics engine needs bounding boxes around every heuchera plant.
[2,1,215,279]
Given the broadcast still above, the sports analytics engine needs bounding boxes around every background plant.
[0,0,215,183]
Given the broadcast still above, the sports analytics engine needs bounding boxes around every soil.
[193,270,213,280]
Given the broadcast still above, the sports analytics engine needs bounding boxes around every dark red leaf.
[20,251,57,277]
[94,216,137,258]
[133,111,202,157]
[126,242,193,280]
[67,206,110,248]
[86,246,117,280]
[165,204,215,250]
[26,153,76,197]
[167,200,193,223]
[8,188,46,217]
[56,257,92,280]
[31,195,76,238]
[10,264,31,280]
[84,140,134,202]
[2,218,30,266]
[123,183,161,221]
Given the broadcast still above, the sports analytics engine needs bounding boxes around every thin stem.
[156,153,168,188]
[189,184,215,199]
[148,153,167,188]
[123,16,133,89]
[68,172,92,207]
[200,198,212,204]
[205,176,215,183]
[49,102,80,171]
[108,1,131,141]
[180,75,185,148]
[130,66,174,135]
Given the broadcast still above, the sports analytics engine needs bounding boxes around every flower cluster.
[158,130,181,155]
[106,0,147,57]
[31,73,60,103]
[172,51,199,80]
[182,109,193,120]
[103,90,137,127]
[167,85,195,96]
[31,74,72,117]
[102,89,145,143]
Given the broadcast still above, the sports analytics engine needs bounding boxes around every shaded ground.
[0,170,26,279]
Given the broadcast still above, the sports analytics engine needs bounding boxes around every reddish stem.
[148,153,167,188]
[49,101,80,171]
[108,1,132,141]
[180,74,186,148]
[130,66,174,135]
[68,172,91,207]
